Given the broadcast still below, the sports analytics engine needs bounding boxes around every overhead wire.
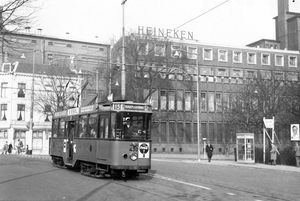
[173,0,230,30]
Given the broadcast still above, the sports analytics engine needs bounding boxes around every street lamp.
[21,49,36,154]
[174,49,201,162]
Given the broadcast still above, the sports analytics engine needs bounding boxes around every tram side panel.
[50,138,65,158]
[73,139,98,164]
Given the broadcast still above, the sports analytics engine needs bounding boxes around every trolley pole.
[121,0,127,100]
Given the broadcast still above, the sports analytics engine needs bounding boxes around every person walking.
[2,141,8,154]
[206,141,214,162]
[17,139,23,154]
[8,142,13,154]
[270,143,280,165]
[294,142,300,167]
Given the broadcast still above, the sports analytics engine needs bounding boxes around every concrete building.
[1,31,111,106]
[111,0,300,154]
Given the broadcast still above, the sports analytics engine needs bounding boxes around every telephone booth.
[236,133,255,163]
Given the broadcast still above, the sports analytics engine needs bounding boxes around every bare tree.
[1,0,38,61]
[33,66,82,117]
[111,32,193,102]
[221,71,292,143]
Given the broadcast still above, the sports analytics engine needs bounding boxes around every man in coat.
[270,142,280,165]
[295,142,300,167]
[206,141,214,162]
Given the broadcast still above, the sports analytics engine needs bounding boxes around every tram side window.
[79,115,88,138]
[58,119,65,138]
[52,119,59,137]
[88,114,98,138]
[99,116,109,139]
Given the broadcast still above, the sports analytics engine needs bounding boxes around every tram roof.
[53,101,152,118]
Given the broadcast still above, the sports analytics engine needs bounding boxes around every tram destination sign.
[124,104,145,111]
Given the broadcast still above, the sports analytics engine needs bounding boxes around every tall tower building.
[275,0,300,51]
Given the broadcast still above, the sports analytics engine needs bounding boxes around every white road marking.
[226,193,236,195]
[148,173,211,190]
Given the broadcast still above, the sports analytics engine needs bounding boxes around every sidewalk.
[151,153,300,173]
[21,153,300,173]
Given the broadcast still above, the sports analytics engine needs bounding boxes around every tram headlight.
[130,153,138,161]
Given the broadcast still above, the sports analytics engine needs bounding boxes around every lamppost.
[121,0,127,100]
[20,49,36,154]
[174,49,201,162]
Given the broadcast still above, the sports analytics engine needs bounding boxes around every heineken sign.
[137,26,194,40]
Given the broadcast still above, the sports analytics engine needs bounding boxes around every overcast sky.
[31,0,300,47]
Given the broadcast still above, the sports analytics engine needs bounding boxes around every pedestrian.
[17,139,23,154]
[2,141,8,154]
[206,141,214,162]
[294,142,300,167]
[8,142,13,154]
[270,142,280,165]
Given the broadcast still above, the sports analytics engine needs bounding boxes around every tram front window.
[112,113,150,140]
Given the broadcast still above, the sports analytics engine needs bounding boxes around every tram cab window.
[121,115,147,139]
[78,115,88,138]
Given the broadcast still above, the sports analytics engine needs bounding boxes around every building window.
[187,47,197,59]
[260,70,271,80]
[233,51,242,63]
[261,53,270,65]
[138,42,148,55]
[216,93,222,112]
[208,92,215,112]
[200,92,207,112]
[177,90,183,111]
[151,90,159,110]
[168,91,175,111]
[185,91,191,111]
[17,83,26,98]
[66,44,72,48]
[216,68,228,76]
[17,104,25,121]
[171,45,181,57]
[275,55,284,66]
[203,48,213,60]
[245,70,257,79]
[231,69,243,77]
[160,90,167,110]
[192,92,197,111]
[45,104,51,122]
[0,104,7,121]
[289,56,297,67]
[218,49,228,62]
[247,52,256,64]
[0,129,8,138]
[1,82,8,98]
[287,72,298,81]
[274,72,284,80]
[48,41,53,45]
[33,131,43,150]
[2,63,11,72]
[155,44,165,56]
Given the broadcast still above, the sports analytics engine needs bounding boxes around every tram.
[50,101,152,178]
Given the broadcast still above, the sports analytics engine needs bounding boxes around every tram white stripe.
[149,173,211,190]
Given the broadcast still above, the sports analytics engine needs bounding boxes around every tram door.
[66,121,75,161]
